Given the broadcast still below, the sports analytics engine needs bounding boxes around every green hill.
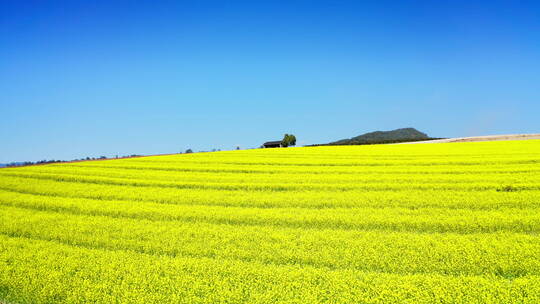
[329,127,433,145]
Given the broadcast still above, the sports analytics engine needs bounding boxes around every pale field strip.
[400,133,540,144]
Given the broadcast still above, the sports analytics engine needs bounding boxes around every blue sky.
[1,0,539,162]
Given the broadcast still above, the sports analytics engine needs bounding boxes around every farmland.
[0,140,540,303]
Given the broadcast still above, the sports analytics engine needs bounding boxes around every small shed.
[262,141,283,148]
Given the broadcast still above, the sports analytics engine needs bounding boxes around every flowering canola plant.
[0,140,540,303]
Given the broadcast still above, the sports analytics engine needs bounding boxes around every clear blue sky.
[1,0,539,162]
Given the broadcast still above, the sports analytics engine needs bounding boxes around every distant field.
[1,140,540,303]
[402,133,540,144]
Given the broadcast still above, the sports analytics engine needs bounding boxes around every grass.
[0,140,540,303]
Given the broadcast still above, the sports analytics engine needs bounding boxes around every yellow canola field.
[1,140,540,303]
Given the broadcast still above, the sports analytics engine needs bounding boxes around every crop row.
[1,204,540,277]
[1,175,539,210]
[1,171,539,193]
[1,235,538,304]
[4,165,540,185]
[1,189,540,234]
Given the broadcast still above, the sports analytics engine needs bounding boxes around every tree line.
[2,154,141,168]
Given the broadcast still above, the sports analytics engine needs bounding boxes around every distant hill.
[327,128,435,145]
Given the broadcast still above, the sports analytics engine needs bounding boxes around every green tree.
[281,134,289,147]
[281,134,297,147]
[288,134,296,146]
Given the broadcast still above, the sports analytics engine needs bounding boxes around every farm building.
[262,141,282,148]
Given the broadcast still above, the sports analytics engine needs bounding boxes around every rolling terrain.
[1,140,540,303]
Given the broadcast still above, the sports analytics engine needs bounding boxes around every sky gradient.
[1,0,539,162]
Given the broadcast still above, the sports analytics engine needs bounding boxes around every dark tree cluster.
[281,134,297,147]
[6,159,64,167]
[3,154,143,168]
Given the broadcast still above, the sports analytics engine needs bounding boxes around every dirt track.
[400,133,540,144]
